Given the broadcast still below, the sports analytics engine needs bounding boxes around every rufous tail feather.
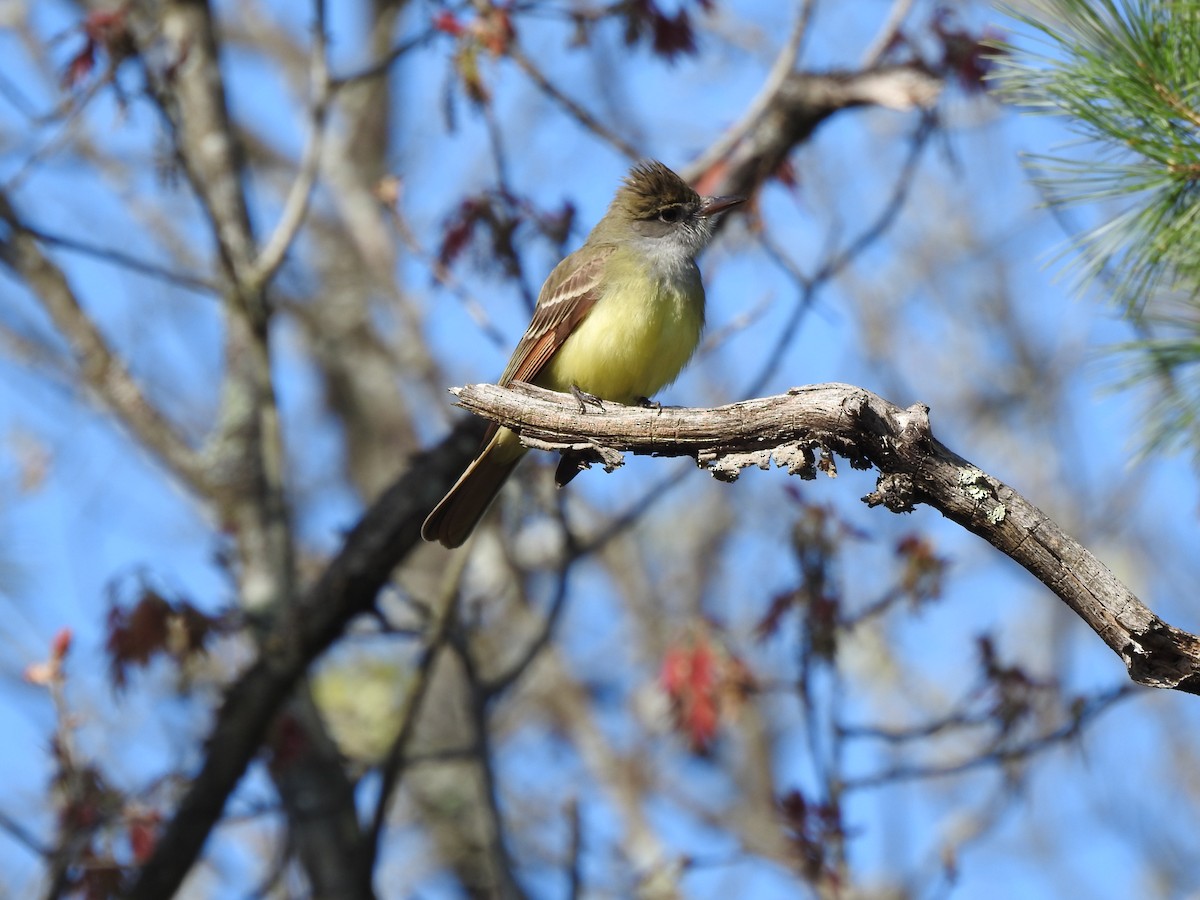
[422,436,525,548]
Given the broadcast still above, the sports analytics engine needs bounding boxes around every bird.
[422,160,744,548]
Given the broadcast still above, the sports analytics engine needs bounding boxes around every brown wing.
[499,245,613,386]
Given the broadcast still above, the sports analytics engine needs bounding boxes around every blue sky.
[1,0,1198,896]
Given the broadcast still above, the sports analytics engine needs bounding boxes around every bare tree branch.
[0,190,209,494]
[451,381,1200,695]
[861,0,917,67]
[19,224,218,294]
[842,685,1134,789]
[145,0,295,617]
[481,561,572,699]
[449,628,529,899]
[507,42,642,161]
[743,114,934,397]
[249,1,331,288]
[363,550,467,877]
[154,0,258,289]
[329,29,439,90]
[127,424,483,900]
[686,64,943,199]
[269,692,375,900]
[688,0,816,179]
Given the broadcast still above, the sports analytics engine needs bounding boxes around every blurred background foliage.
[0,0,1198,897]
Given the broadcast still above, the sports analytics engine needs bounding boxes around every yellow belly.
[535,274,705,405]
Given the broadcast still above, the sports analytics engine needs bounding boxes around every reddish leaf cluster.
[620,0,716,62]
[433,11,466,38]
[661,629,754,752]
[437,189,574,277]
[437,192,513,272]
[105,586,230,689]
[435,5,515,54]
[754,586,840,661]
[758,503,952,647]
[435,4,516,104]
[29,625,163,898]
[755,504,856,657]
[975,635,1053,738]
[51,777,159,897]
[778,789,846,884]
[871,6,1003,94]
[126,808,161,864]
[70,855,124,900]
[894,533,946,607]
[932,8,1003,92]
[60,5,137,90]
[52,752,115,835]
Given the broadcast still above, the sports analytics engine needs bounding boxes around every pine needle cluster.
[992,0,1200,456]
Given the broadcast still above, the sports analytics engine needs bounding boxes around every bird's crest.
[618,160,699,219]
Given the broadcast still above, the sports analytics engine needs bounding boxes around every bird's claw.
[570,384,605,414]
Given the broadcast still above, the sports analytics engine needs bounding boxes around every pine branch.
[993,0,1200,306]
[992,0,1200,455]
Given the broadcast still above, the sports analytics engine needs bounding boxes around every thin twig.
[251,0,331,287]
[0,69,42,120]
[860,0,916,67]
[453,627,528,897]
[22,225,217,294]
[576,465,692,554]
[361,547,468,878]
[329,29,438,90]
[0,192,208,495]
[3,68,113,193]
[566,798,583,900]
[507,43,640,161]
[483,103,538,311]
[744,113,933,397]
[842,685,1133,789]
[687,0,815,179]
[0,808,49,859]
[482,559,573,698]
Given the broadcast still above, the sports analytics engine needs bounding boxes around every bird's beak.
[698,194,746,218]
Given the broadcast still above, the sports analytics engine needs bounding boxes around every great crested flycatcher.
[422,160,744,548]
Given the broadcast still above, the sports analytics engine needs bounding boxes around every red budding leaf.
[25,627,74,686]
[932,9,1001,92]
[127,809,161,863]
[62,43,96,89]
[661,640,718,751]
[661,631,754,753]
[437,197,486,270]
[61,6,136,90]
[433,11,465,37]
[52,626,74,661]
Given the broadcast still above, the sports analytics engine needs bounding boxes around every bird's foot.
[570,384,605,414]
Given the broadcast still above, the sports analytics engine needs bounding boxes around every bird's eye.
[658,206,685,224]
